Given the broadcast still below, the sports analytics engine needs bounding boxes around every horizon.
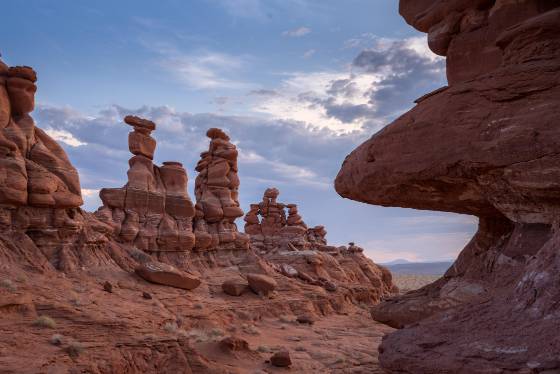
[0,0,478,262]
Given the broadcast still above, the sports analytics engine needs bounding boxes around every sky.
[0,0,478,263]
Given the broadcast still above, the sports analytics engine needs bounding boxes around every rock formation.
[336,1,560,372]
[245,188,396,303]
[0,64,82,208]
[194,128,249,250]
[0,55,397,373]
[96,115,196,252]
[245,187,326,252]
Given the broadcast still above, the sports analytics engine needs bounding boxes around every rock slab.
[135,261,201,290]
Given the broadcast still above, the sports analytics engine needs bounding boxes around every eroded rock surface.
[245,188,396,304]
[96,116,196,253]
[336,1,560,372]
[194,128,249,250]
[0,56,397,373]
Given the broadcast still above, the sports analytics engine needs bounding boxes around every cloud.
[303,49,316,59]
[160,50,251,90]
[282,27,311,37]
[44,128,87,147]
[33,103,364,212]
[250,35,445,134]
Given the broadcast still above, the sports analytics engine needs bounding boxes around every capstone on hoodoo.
[95,123,249,252]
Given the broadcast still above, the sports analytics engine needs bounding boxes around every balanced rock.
[246,273,277,296]
[270,351,292,367]
[95,116,195,252]
[335,1,560,372]
[222,279,248,296]
[135,261,201,290]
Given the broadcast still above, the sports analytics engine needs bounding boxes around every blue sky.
[1,0,477,262]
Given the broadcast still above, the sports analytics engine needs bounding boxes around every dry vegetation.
[392,274,440,293]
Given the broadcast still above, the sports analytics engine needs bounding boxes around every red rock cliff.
[335,1,560,372]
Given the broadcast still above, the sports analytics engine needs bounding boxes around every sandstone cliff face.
[336,1,560,372]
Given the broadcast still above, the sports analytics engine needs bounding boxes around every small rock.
[296,315,315,325]
[270,350,292,367]
[142,292,152,299]
[103,281,113,293]
[246,273,277,296]
[280,264,298,278]
[219,336,249,352]
[135,261,201,290]
[324,281,337,292]
[222,280,248,296]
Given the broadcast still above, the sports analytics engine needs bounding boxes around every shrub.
[33,316,56,329]
[50,334,63,346]
[257,345,271,353]
[66,341,85,358]
[0,279,16,292]
[163,322,178,334]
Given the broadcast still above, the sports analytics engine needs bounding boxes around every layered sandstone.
[336,1,560,372]
[194,128,249,250]
[95,116,196,252]
[0,64,82,208]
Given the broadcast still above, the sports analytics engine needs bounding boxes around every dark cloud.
[352,39,445,118]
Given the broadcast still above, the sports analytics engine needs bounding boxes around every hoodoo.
[194,128,249,250]
[336,1,560,372]
[96,115,197,253]
[0,55,396,372]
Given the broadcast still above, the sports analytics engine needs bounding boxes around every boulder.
[222,280,248,296]
[270,351,291,367]
[246,273,277,296]
[219,336,249,352]
[135,261,201,290]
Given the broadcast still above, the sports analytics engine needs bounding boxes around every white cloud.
[238,148,330,189]
[282,27,311,37]
[81,188,99,197]
[303,49,316,59]
[160,51,251,90]
[44,128,87,147]
[251,71,380,134]
[250,35,445,135]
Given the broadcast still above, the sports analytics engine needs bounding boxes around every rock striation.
[96,116,196,252]
[194,128,249,250]
[336,1,560,372]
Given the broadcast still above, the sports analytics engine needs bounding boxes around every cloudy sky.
[1,0,477,262]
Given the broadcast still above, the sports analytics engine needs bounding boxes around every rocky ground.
[391,274,439,294]
[0,263,393,374]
